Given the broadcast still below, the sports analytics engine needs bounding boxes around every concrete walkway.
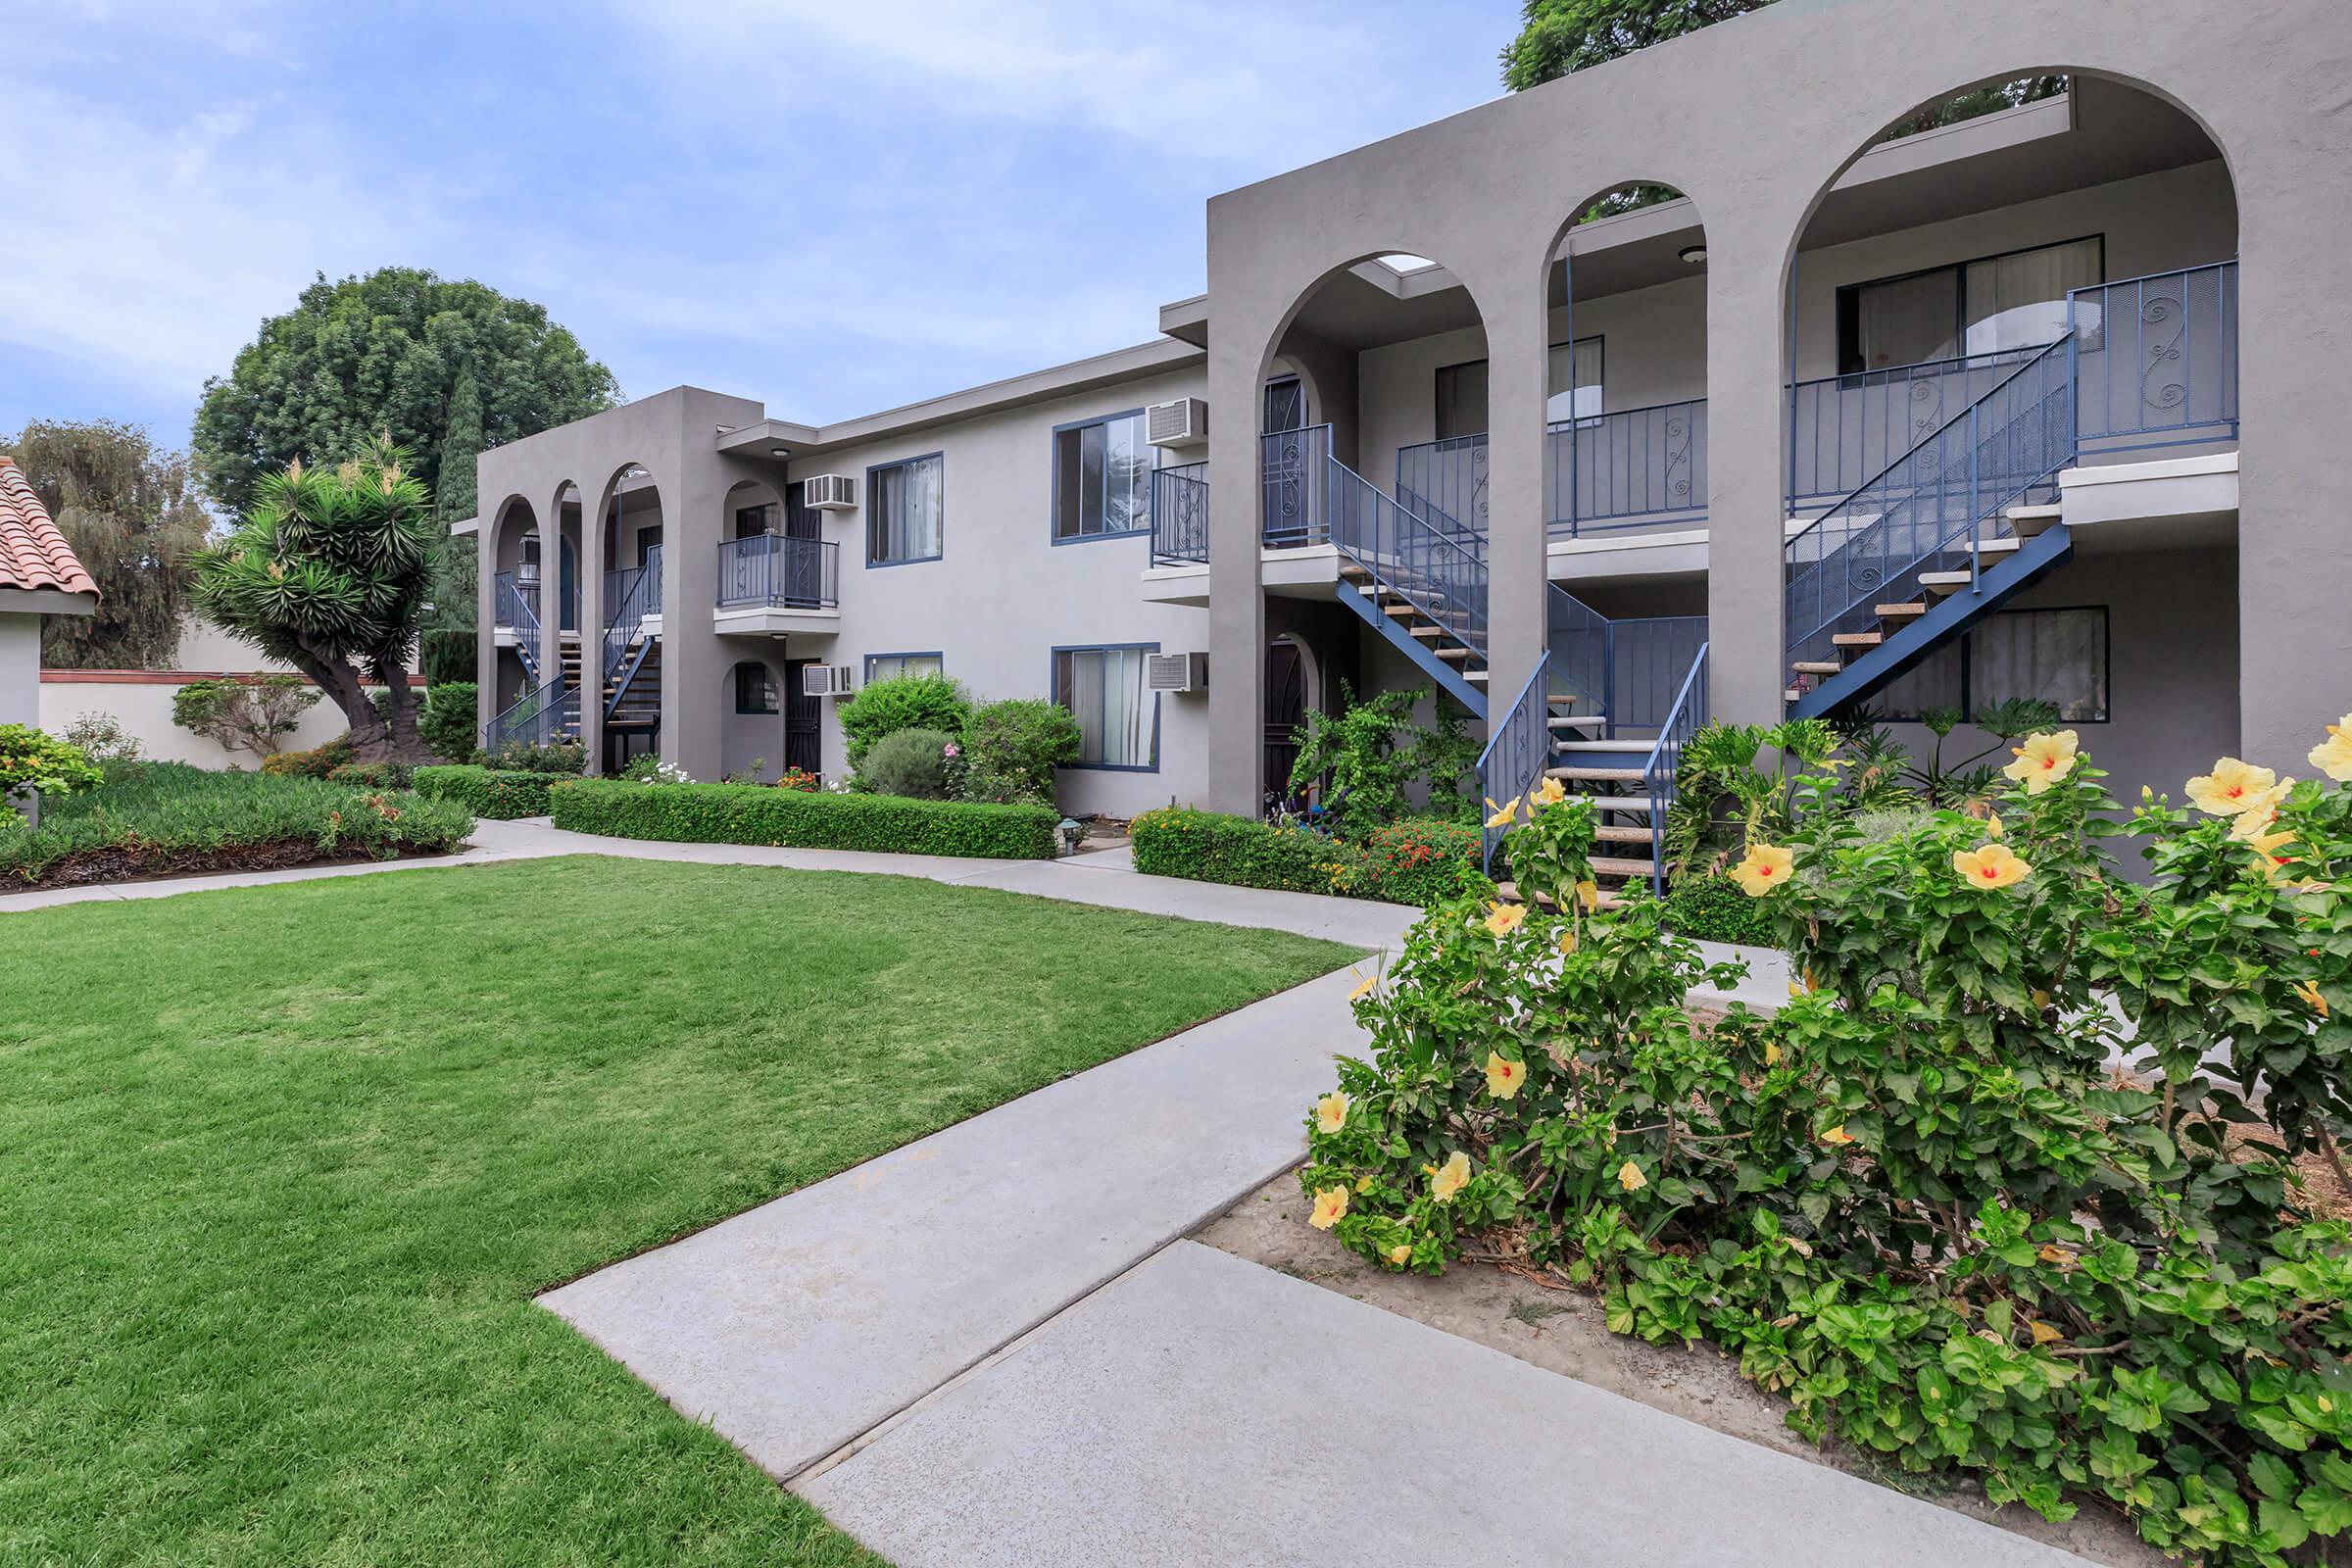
[802,1243,2091,1568]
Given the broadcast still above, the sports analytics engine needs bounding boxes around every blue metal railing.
[1642,644,1710,896]
[1326,453,1487,662]
[716,535,839,610]
[1477,652,1551,872]
[1788,345,2044,512]
[482,676,576,754]
[1609,615,1710,735]
[493,570,542,683]
[1260,425,1334,548]
[1151,462,1208,564]
[1546,583,1611,722]
[601,543,662,724]
[2069,261,2238,459]
[1785,334,2076,680]
[1549,399,1709,536]
[1395,435,1490,556]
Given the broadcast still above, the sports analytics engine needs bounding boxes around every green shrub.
[260,736,354,778]
[57,712,143,765]
[1358,818,1489,906]
[325,761,413,791]
[0,724,105,815]
[0,763,472,885]
[550,777,1056,859]
[962,699,1081,806]
[1130,808,1367,896]
[838,672,969,769]
[1303,728,2352,1566]
[860,727,962,801]
[481,736,585,774]
[1287,683,1479,839]
[412,764,563,819]
[1658,873,1780,946]
[172,673,319,760]
[420,683,478,762]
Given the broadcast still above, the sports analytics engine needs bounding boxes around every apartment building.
[469,0,2348,865]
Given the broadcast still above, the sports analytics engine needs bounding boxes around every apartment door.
[785,481,821,540]
[1264,638,1308,808]
[784,660,821,776]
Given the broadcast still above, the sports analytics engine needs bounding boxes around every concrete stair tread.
[1547,714,1607,730]
[1546,765,1645,783]
[1831,631,1884,649]
[1494,880,1628,911]
[1921,571,1973,596]
[1875,602,1928,619]
[1593,823,1657,844]
[2006,504,2062,537]
[1790,661,1842,676]
[1588,855,1660,877]
[1433,646,1473,662]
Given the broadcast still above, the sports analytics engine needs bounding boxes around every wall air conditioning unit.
[1146,652,1208,694]
[803,664,858,698]
[804,473,858,512]
[1146,398,1207,450]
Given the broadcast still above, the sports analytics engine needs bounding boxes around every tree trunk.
[371,652,431,762]
[286,647,392,760]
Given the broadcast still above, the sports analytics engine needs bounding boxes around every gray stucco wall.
[0,612,40,729]
[1201,0,2351,812]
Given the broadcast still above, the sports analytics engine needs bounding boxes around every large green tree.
[3,419,211,669]
[1503,1,2063,135]
[193,438,439,761]
[191,267,619,518]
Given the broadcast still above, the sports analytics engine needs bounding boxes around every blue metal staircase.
[1322,454,1491,717]
[1784,334,2078,719]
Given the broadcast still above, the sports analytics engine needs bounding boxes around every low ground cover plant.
[1301,720,2352,1565]
[1,760,472,886]
[551,776,1056,859]
[1131,807,1485,906]
[412,764,565,819]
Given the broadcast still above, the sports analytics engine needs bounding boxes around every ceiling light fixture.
[1679,244,1708,265]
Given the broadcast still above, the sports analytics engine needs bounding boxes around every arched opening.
[484,494,540,711]
[1247,250,1494,814]
[719,477,827,608]
[1779,71,2239,808]
[719,658,787,783]
[591,464,664,772]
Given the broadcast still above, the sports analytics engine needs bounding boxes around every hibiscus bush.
[1301,717,2352,1565]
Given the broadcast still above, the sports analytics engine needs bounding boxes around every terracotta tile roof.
[0,457,99,598]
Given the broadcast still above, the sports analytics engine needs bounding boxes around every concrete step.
[1462,670,1489,684]
[1494,879,1628,911]
[1546,765,1645,784]
[1790,661,1842,676]
[1593,823,1657,845]
[1875,601,1928,620]
[1978,535,2024,557]
[2007,503,2062,538]
[1921,570,1973,597]
[1831,631,1884,651]
[1548,713,1607,731]
[1433,646,1473,662]
[1588,854,1660,878]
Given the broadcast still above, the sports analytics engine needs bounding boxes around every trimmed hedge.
[1130,808,1488,906]
[1658,872,1781,947]
[549,777,1058,859]
[412,765,567,820]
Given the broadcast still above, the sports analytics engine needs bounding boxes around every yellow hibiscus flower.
[2001,730,2079,794]
[1575,879,1600,911]
[1484,1052,1527,1100]
[1985,811,2004,840]
[1484,795,1520,829]
[2186,757,2278,816]
[1355,1174,1377,1195]
[1821,1124,1856,1147]
[1530,775,1567,808]
[1484,902,1528,938]
[1763,1042,1784,1067]
[1731,843,1795,897]
[1314,1091,1349,1136]
[1616,1160,1646,1193]
[1387,1242,1412,1266]
[1348,968,1380,1001]
[2295,979,2330,1019]
[1952,842,2033,890]
[2242,827,2299,882]
[1431,1150,1470,1202]
[1557,927,1579,956]
[1308,1185,1350,1230]
[2313,715,2352,782]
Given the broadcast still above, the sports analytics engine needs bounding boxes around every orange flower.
[1431,1150,1470,1202]
[1308,1185,1350,1231]
[1731,843,1794,897]
[2001,731,2079,794]
[1484,1052,1527,1101]
[1314,1092,1349,1136]
[2294,979,2330,1020]
[1952,843,2032,890]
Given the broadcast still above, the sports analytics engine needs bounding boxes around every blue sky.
[4,0,1514,450]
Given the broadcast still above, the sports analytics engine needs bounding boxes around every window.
[1434,360,1488,441]
[636,524,663,564]
[865,652,944,683]
[1053,645,1157,770]
[866,454,944,564]
[1436,337,1603,437]
[1053,411,1155,542]
[734,503,776,540]
[1838,236,2103,373]
[1877,607,2109,722]
[1262,375,1306,433]
[734,662,778,715]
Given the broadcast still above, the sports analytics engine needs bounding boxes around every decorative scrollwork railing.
[2069,260,2238,458]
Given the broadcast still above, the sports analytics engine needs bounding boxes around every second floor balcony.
[713,532,842,637]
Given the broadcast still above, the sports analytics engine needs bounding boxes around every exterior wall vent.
[1146,398,1207,449]
[804,663,858,698]
[1146,651,1208,693]
[804,473,858,512]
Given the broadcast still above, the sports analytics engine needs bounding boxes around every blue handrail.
[482,676,576,754]
[1326,453,1487,662]
[2068,261,2238,458]
[493,570,542,683]
[1150,463,1208,564]
[1641,645,1709,896]
[1476,651,1551,872]
[716,535,839,610]
[1550,398,1709,534]
[1787,345,2044,510]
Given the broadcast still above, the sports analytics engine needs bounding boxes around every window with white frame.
[866,454,943,564]
[1876,606,2109,722]
[864,652,944,683]
[1053,646,1156,769]
[1053,412,1154,541]
[1838,236,2104,373]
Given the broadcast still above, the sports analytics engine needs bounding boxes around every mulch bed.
[3,841,466,895]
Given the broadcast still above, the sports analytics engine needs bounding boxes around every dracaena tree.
[193,437,437,761]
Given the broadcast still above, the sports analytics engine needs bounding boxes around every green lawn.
[0,856,1357,1565]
